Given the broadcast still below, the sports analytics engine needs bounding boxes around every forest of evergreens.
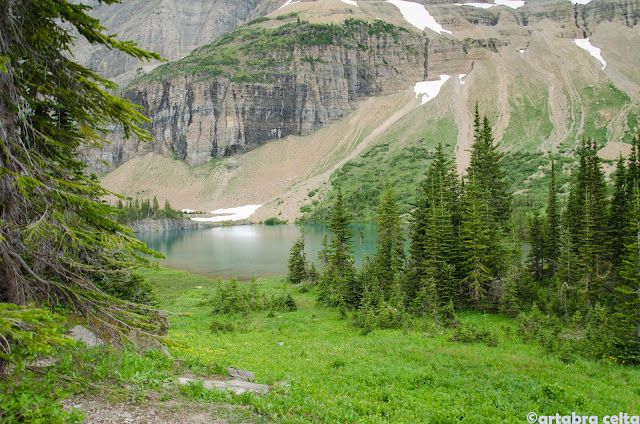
[112,197,183,223]
[289,104,640,363]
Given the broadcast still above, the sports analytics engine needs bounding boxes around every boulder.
[66,325,104,347]
[227,367,255,382]
[127,329,172,359]
[175,377,270,395]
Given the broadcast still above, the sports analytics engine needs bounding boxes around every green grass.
[300,112,458,223]
[137,268,640,423]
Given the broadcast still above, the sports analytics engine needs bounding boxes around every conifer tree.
[0,0,162,331]
[288,233,308,284]
[374,184,405,298]
[608,156,629,273]
[409,144,460,307]
[527,211,546,281]
[461,178,491,307]
[546,158,561,276]
[325,186,358,307]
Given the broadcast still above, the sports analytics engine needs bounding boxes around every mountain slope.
[94,0,640,221]
[73,0,283,86]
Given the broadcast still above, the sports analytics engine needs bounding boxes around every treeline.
[288,104,640,363]
[112,197,183,223]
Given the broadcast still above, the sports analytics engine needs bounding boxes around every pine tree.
[0,0,161,331]
[461,179,491,307]
[565,139,610,309]
[527,211,546,281]
[374,184,405,298]
[324,186,358,307]
[288,234,308,284]
[608,156,629,273]
[409,144,460,307]
[467,112,511,225]
[611,142,640,363]
[152,196,160,214]
[546,158,561,276]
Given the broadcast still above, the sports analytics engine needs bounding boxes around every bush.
[210,319,236,334]
[451,322,499,347]
[0,371,85,423]
[0,304,75,372]
[96,272,157,306]
[205,277,297,315]
[263,217,287,225]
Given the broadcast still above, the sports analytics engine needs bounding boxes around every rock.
[176,377,271,395]
[154,311,170,337]
[127,329,172,359]
[29,356,58,368]
[227,367,255,382]
[126,218,217,233]
[66,325,104,347]
[80,22,427,172]
[73,0,283,87]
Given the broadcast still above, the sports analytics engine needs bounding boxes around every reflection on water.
[138,224,379,280]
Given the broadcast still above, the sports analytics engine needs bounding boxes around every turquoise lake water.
[137,224,380,280]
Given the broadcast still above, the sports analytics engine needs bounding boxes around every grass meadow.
[138,267,640,423]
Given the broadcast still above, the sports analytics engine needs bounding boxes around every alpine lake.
[137,223,380,280]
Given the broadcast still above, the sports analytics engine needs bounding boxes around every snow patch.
[519,49,525,54]
[456,0,525,9]
[191,205,262,222]
[458,74,467,85]
[414,75,451,105]
[278,0,299,10]
[340,0,359,6]
[574,38,606,70]
[386,0,452,35]
[181,209,197,214]
[566,0,592,4]
[494,0,525,8]
[455,2,494,8]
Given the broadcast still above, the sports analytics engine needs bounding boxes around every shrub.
[210,319,236,334]
[206,277,297,315]
[263,217,288,225]
[0,304,75,372]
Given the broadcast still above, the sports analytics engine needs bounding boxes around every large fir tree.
[0,0,162,332]
[374,184,405,298]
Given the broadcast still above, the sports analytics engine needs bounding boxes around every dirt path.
[61,393,266,424]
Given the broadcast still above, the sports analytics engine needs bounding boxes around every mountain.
[87,0,640,222]
[73,0,283,86]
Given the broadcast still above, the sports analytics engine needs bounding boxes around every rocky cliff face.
[73,0,283,87]
[83,17,484,171]
[127,218,217,233]
[81,0,640,174]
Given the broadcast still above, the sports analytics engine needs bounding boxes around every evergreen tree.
[0,0,161,331]
[467,112,511,225]
[409,144,460,308]
[324,186,358,307]
[152,196,160,214]
[546,158,561,276]
[461,179,492,308]
[608,156,629,273]
[565,139,610,309]
[527,211,545,281]
[288,233,308,284]
[374,184,405,298]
